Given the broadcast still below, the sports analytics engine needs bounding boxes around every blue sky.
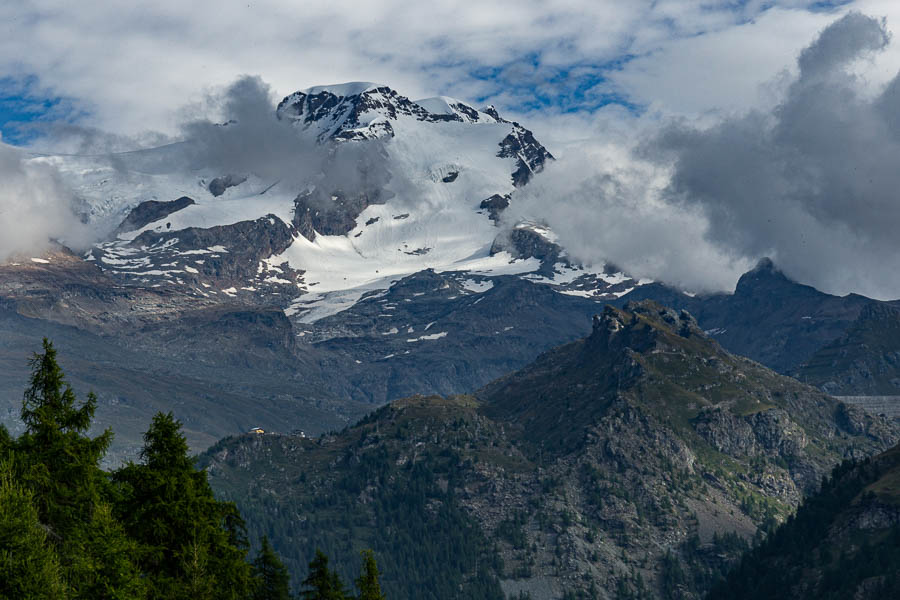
[0,76,84,144]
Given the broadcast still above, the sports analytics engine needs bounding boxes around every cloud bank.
[0,1,871,140]
[510,11,900,300]
[5,6,900,302]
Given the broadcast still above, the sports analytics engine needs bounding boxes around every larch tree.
[112,411,252,599]
[251,536,292,600]
[355,549,386,600]
[300,550,348,600]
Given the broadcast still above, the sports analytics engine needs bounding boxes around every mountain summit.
[59,81,635,324]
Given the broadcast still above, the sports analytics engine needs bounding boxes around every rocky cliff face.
[708,443,900,600]
[202,301,899,600]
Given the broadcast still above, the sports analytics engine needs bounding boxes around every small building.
[249,427,265,435]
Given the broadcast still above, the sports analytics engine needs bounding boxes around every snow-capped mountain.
[5,83,895,460]
[57,82,643,324]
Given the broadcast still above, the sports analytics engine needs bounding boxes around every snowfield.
[39,82,641,322]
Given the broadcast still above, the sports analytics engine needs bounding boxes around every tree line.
[0,339,385,600]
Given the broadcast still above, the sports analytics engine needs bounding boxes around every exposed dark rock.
[481,104,506,122]
[616,257,873,375]
[207,301,899,600]
[449,102,480,121]
[798,303,900,395]
[100,215,305,298]
[490,226,564,276]
[208,174,247,197]
[707,444,900,600]
[276,85,432,141]
[441,170,459,183]
[114,196,195,235]
[293,188,389,241]
[479,194,510,223]
[276,86,552,191]
[293,270,600,404]
[497,123,554,186]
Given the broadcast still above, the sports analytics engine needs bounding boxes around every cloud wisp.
[0,140,91,260]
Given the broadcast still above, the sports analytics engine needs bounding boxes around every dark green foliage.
[660,551,687,600]
[0,341,290,600]
[233,448,503,600]
[707,451,900,600]
[355,550,386,600]
[496,511,528,549]
[251,536,291,600]
[15,338,112,535]
[63,503,146,600]
[210,414,504,600]
[6,339,144,598]
[112,412,253,599]
[0,465,65,600]
[300,550,348,600]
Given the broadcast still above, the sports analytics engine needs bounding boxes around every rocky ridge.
[202,300,899,600]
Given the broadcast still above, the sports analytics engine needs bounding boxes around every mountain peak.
[753,256,776,271]
[276,81,525,142]
[588,301,704,354]
[734,256,798,295]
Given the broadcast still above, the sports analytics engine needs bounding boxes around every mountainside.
[4,82,898,464]
[708,443,900,600]
[0,247,366,465]
[61,80,633,310]
[2,83,638,458]
[0,244,608,461]
[796,302,900,396]
[201,301,899,600]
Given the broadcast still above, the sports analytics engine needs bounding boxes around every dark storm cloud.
[653,11,900,298]
[511,12,900,300]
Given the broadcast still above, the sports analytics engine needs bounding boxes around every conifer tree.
[113,411,252,599]
[64,502,146,600]
[355,550,386,600]
[16,338,112,534]
[9,339,144,598]
[300,550,347,600]
[251,536,291,600]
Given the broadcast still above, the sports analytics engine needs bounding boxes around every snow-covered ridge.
[48,81,645,323]
[276,83,506,142]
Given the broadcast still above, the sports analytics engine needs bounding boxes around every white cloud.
[0,140,91,260]
[504,141,755,293]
